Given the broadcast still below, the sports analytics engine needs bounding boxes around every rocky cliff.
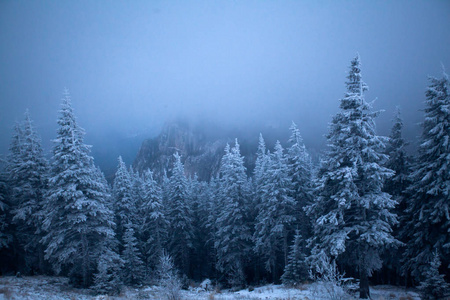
[133,121,257,181]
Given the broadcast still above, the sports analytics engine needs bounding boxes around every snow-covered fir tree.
[384,107,411,201]
[305,55,397,299]
[417,252,449,300]
[215,141,252,287]
[112,156,137,252]
[403,70,450,281]
[0,170,11,250]
[141,169,167,272]
[166,152,193,276]
[92,240,124,295]
[381,107,411,285]
[121,222,145,285]
[254,141,296,281]
[287,122,313,242]
[281,230,308,286]
[42,91,115,287]
[7,110,49,273]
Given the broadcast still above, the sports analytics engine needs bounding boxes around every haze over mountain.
[1,1,450,173]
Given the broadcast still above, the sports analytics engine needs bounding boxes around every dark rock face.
[133,122,229,181]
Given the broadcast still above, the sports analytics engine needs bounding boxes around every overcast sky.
[1,0,450,162]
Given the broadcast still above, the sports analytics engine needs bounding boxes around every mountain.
[133,121,259,181]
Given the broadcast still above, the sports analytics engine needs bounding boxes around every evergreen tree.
[281,230,308,286]
[287,122,313,242]
[0,170,11,250]
[141,169,168,272]
[42,91,115,287]
[112,156,135,249]
[121,222,145,285]
[7,110,49,274]
[254,141,296,281]
[380,107,411,285]
[417,252,449,300]
[215,141,251,287]
[92,241,123,295]
[167,153,193,276]
[403,71,450,281]
[305,55,397,299]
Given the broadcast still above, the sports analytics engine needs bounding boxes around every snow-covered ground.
[0,276,421,300]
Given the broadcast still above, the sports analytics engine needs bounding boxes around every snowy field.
[0,276,421,300]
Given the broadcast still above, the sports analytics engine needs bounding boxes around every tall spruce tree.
[254,141,296,281]
[7,110,49,274]
[112,156,135,250]
[403,71,450,281]
[42,91,115,287]
[287,122,313,236]
[141,169,167,272]
[281,230,308,286]
[167,153,193,276]
[305,55,397,298]
[0,169,11,251]
[380,107,411,285]
[121,222,145,285]
[215,141,252,287]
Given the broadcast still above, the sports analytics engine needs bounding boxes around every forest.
[0,55,449,300]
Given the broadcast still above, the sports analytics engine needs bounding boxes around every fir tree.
[7,110,49,273]
[0,170,11,250]
[215,141,252,287]
[42,90,115,287]
[381,107,411,285]
[254,141,296,281]
[141,169,168,272]
[112,156,135,249]
[287,122,313,242]
[305,55,397,299]
[166,153,193,275]
[121,222,145,285]
[92,241,123,295]
[418,252,449,300]
[281,230,308,286]
[403,70,450,280]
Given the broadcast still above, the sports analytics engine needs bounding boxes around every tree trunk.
[81,233,89,288]
[359,259,370,299]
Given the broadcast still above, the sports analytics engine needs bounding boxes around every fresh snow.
[0,276,421,300]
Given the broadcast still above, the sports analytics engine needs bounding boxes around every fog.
[1,1,450,170]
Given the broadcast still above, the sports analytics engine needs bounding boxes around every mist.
[1,0,450,170]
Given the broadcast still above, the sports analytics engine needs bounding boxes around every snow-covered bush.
[157,251,182,300]
[309,256,355,300]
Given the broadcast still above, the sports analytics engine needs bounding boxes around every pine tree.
[287,122,313,242]
[254,141,296,281]
[121,222,145,285]
[92,241,124,295]
[141,169,168,272]
[7,110,49,273]
[0,170,11,250]
[305,55,397,299]
[381,107,411,285]
[384,107,411,200]
[281,230,308,286]
[215,141,252,287]
[112,156,135,249]
[166,153,193,276]
[403,70,450,280]
[42,90,115,287]
[418,252,449,300]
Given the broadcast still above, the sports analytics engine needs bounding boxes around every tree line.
[0,55,448,299]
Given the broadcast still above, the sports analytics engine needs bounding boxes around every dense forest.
[0,56,449,299]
